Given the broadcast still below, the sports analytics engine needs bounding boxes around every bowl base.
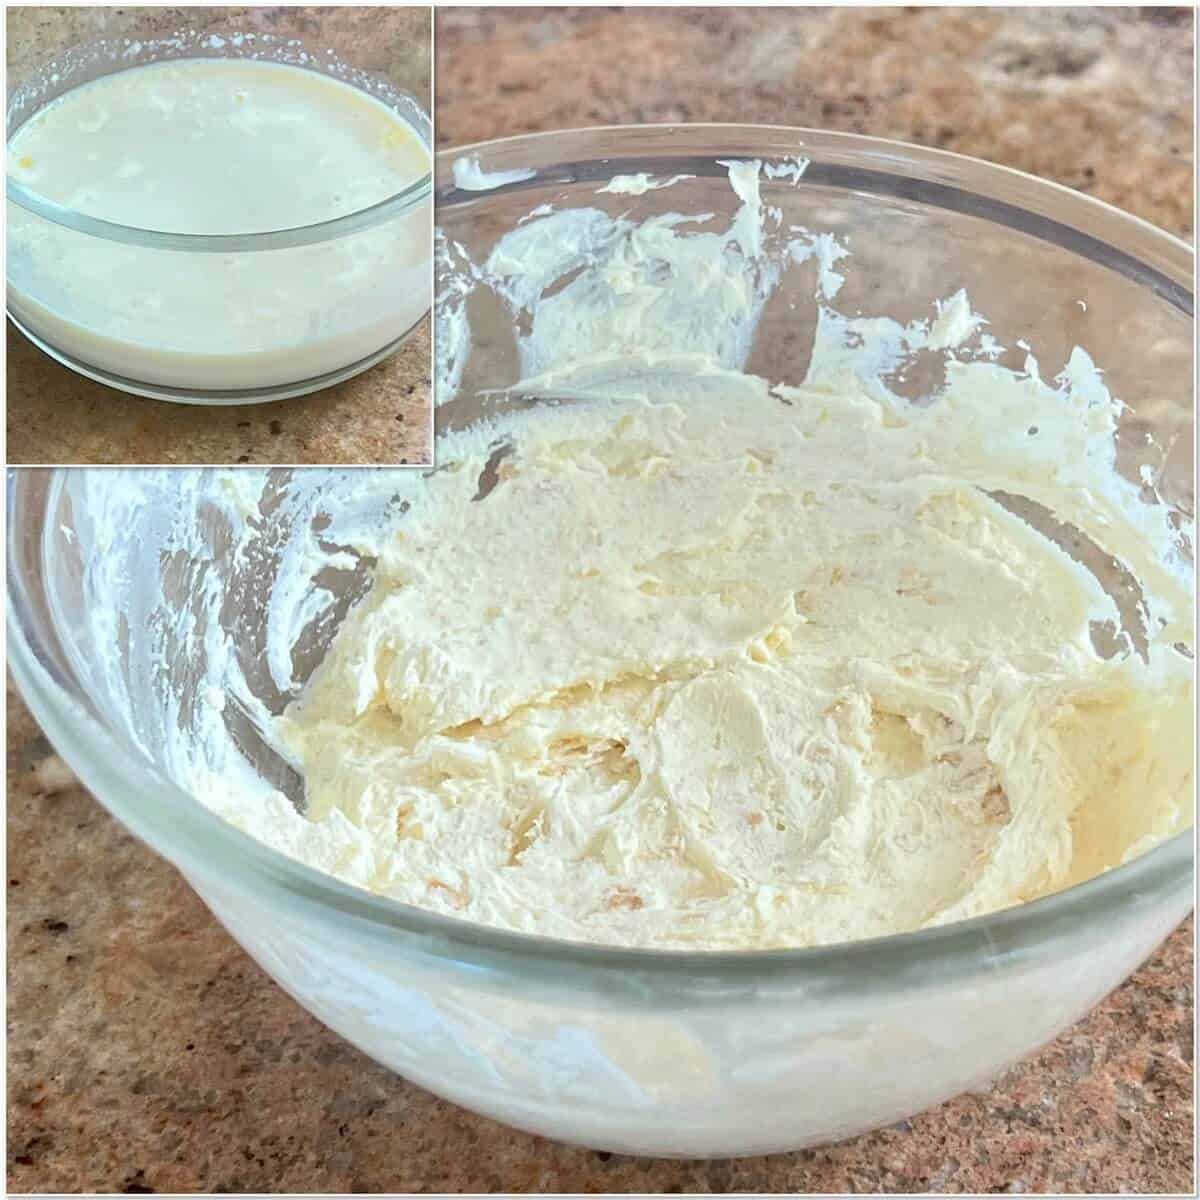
[6,312,425,407]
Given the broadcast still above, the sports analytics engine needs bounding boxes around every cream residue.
[597,173,696,195]
[763,156,810,184]
[451,154,537,191]
[202,161,1193,950]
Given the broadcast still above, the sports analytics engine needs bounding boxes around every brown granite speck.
[5,6,432,466]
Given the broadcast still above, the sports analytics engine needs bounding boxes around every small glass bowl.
[7,125,1194,1157]
[6,30,432,404]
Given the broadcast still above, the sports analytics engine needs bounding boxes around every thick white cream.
[189,161,1192,950]
[249,369,1189,949]
[6,58,430,391]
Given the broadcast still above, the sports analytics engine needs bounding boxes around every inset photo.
[6,5,432,465]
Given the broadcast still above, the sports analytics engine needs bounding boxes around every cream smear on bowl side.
[7,49,430,390]
[76,159,1190,950]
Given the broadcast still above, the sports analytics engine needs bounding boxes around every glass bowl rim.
[436,122,1193,315]
[9,122,1196,990]
[5,36,432,252]
[435,122,1196,253]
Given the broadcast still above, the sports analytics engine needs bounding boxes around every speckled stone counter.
[8,6,1195,1193]
[436,6,1193,240]
[5,6,432,466]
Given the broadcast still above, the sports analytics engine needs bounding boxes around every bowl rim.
[6,173,432,252]
[9,122,1196,992]
[5,39,433,252]
[436,123,1194,316]
[435,122,1196,251]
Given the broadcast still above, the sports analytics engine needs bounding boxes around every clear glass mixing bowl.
[7,126,1194,1157]
[5,29,432,404]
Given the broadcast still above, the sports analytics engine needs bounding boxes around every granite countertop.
[8,7,1194,1193]
[5,6,432,466]
[435,6,1193,240]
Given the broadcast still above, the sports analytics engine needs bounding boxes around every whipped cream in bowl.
[5,30,431,402]
[9,126,1193,1155]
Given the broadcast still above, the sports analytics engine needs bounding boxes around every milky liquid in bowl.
[6,39,432,401]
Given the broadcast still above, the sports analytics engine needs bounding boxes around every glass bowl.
[5,29,432,404]
[7,125,1194,1158]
